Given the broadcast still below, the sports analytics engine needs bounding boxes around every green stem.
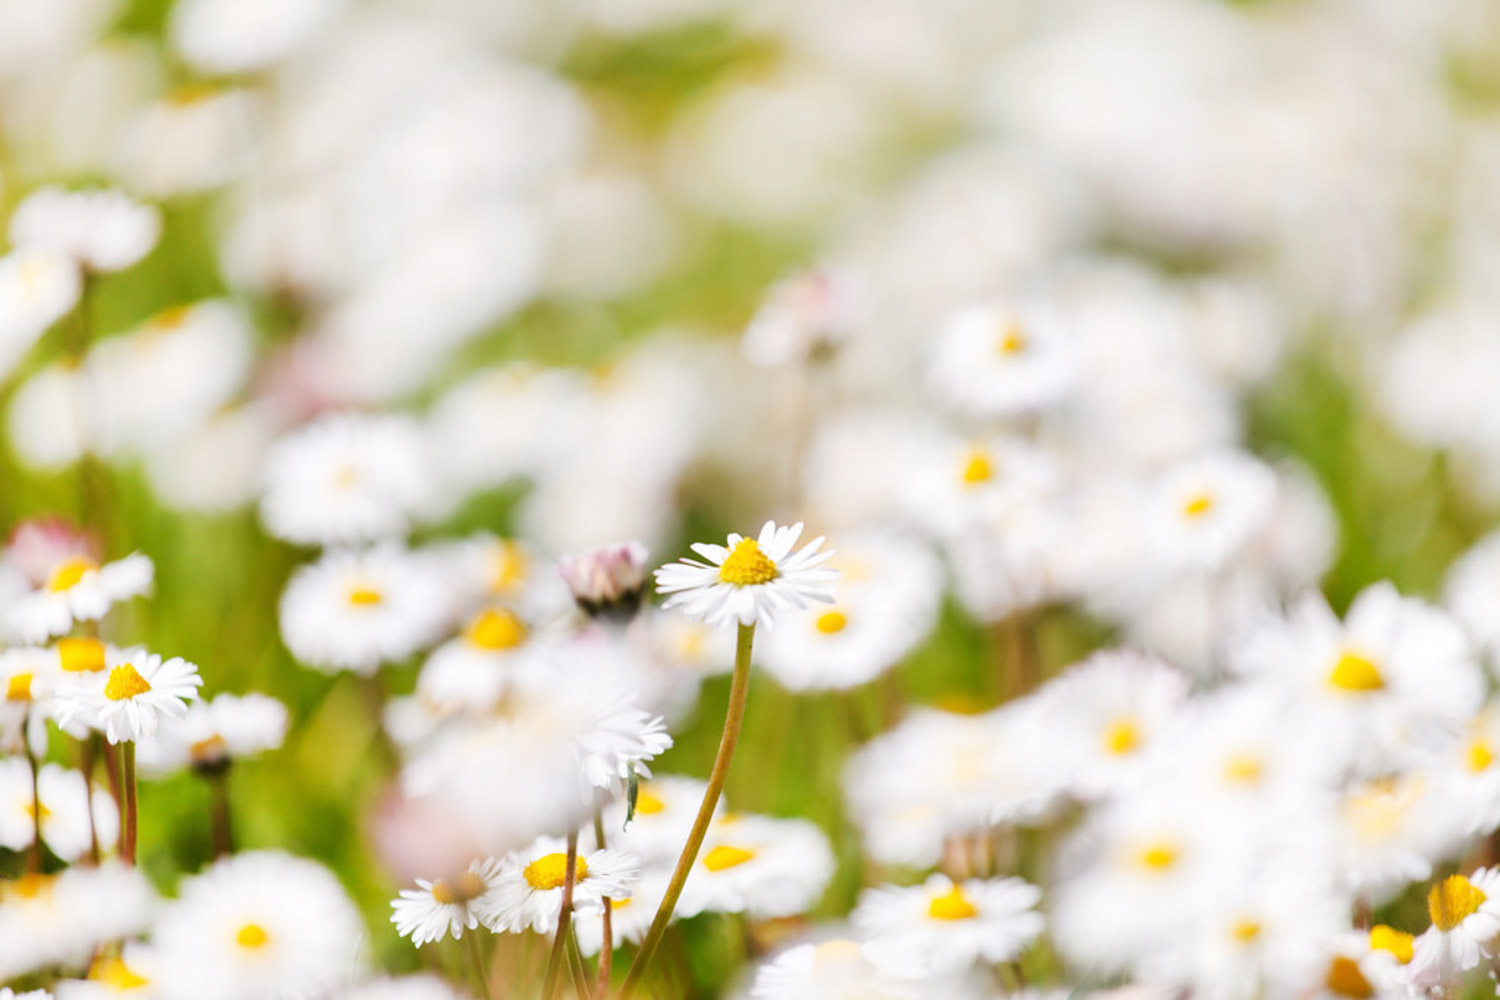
[619,622,756,999]
[122,741,137,865]
[465,929,493,1000]
[539,827,580,1000]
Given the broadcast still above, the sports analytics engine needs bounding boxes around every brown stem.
[540,828,580,1000]
[593,809,613,998]
[208,768,233,857]
[121,741,137,865]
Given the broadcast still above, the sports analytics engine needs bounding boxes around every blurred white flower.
[9,186,159,273]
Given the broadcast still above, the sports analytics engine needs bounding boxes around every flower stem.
[619,621,756,999]
[208,768,233,857]
[465,929,493,1000]
[539,827,580,1000]
[593,808,613,998]
[22,709,42,872]
[121,740,138,865]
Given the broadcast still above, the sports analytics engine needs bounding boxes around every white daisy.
[338,975,467,1000]
[55,650,202,744]
[53,942,159,998]
[854,874,1044,975]
[151,851,365,1000]
[4,551,153,644]
[1304,930,1412,1000]
[489,837,639,934]
[1327,772,1457,904]
[391,857,505,946]
[278,545,453,675]
[679,814,836,920]
[607,775,718,868]
[1408,869,1500,989]
[8,187,160,274]
[0,863,156,981]
[169,0,346,74]
[741,263,865,367]
[928,298,1077,418]
[0,761,118,863]
[1145,450,1277,574]
[654,521,837,630]
[118,86,255,198]
[0,645,58,756]
[1443,529,1500,667]
[0,247,79,378]
[573,868,670,957]
[414,607,538,716]
[750,938,925,1000]
[136,692,289,776]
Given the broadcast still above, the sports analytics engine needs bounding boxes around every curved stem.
[465,929,493,1000]
[539,827,580,1000]
[619,622,755,999]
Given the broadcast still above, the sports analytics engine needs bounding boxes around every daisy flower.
[54,650,202,744]
[414,607,538,716]
[853,874,1044,975]
[1443,528,1500,666]
[0,645,59,756]
[151,851,365,1000]
[1327,772,1459,904]
[8,187,161,274]
[573,868,671,957]
[928,298,1077,418]
[678,814,836,920]
[53,942,159,999]
[489,836,639,934]
[4,551,153,644]
[1407,869,1500,988]
[391,857,505,946]
[558,541,651,622]
[654,521,837,630]
[1304,930,1412,1000]
[0,761,118,863]
[340,976,468,1000]
[1145,450,1277,575]
[750,938,926,1000]
[607,775,719,867]
[0,863,156,981]
[741,263,865,367]
[0,248,79,377]
[137,692,289,777]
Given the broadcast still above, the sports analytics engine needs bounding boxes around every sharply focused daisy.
[489,836,639,934]
[654,521,837,630]
[4,551,153,643]
[391,857,505,946]
[54,649,202,744]
[853,874,1044,975]
[1407,869,1500,988]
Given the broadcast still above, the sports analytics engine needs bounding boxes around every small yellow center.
[90,955,150,989]
[58,637,106,673]
[1103,718,1141,756]
[431,871,487,905]
[104,663,152,701]
[997,323,1027,355]
[1469,739,1494,774]
[190,735,228,762]
[1328,651,1384,692]
[1230,920,1261,944]
[611,896,631,909]
[523,853,588,891]
[927,885,979,921]
[634,789,667,815]
[815,610,848,635]
[1325,956,1373,998]
[1222,753,1265,784]
[1428,874,1487,932]
[1369,924,1414,964]
[236,923,270,949]
[1137,842,1179,871]
[703,845,756,872]
[347,586,383,607]
[717,539,778,587]
[490,541,528,594]
[24,798,51,822]
[961,451,993,486]
[1182,493,1215,519]
[465,609,528,651]
[47,556,97,592]
[6,872,54,900]
[149,304,194,330]
[5,673,32,702]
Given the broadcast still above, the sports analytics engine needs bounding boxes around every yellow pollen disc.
[90,955,150,989]
[24,799,52,822]
[465,609,528,651]
[431,871,486,905]
[634,789,667,815]
[1468,739,1494,773]
[347,586,383,606]
[1103,718,1141,756]
[491,541,528,594]
[7,872,55,900]
[4,673,32,702]
[104,663,152,702]
[1428,874,1487,931]
[236,923,270,949]
[524,853,588,891]
[1325,956,1373,999]
[47,556,97,593]
[1222,753,1264,784]
[611,896,631,909]
[58,637,106,673]
[190,735,228,762]
[149,304,194,330]
[927,885,979,921]
[1369,924,1414,964]
[815,610,848,635]
[1230,920,1261,944]
[1182,493,1215,519]
[1138,842,1178,871]
[717,539,778,587]
[167,84,217,107]
[703,845,756,872]
[1328,651,1384,692]
[961,451,993,486]
[997,324,1027,356]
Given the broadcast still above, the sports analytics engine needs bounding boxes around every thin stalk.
[208,768,233,857]
[121,741,137,865]
[22,709,42,872]
[80,734,99,863]
[465,930,493,1000]
[619,622,756,999]
[539,828,581,1000]
[592,809,613,998]
[566,932,591,998]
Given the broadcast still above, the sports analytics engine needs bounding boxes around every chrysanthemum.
[4,551,153,644]
[1407,869,1500,987]
[679,814,836,920]
[489,837,639,934]
[151,851,366,1000]
[654,521,837,630]
[54,649,202,744]
[853,874,1044,975]
[391,857,505,946]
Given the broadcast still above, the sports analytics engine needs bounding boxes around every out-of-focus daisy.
[8,187,160,273]
[53,942,159,999]
[608,775,718,867]
[55,650,202,744]
[928,298,1077,418]
[490,836,639,934]
[117,87,255,197]
[260,413,438,547]
[414,607,536,717]
[742,263,865,367]
[169,0,347,74]
[1444,529,1500,668]
[1146,451,1276,574]
[904,433,1060,541]
[339,976,467,1000]
[0,863,156,981]
[574,868,670,957]
[1304,929,1412,1000]
[654,521,837,630]
[279,545,452,675]
[750,938,924,1000]
[853,874,1044,974]
[1328,772,1458,904]
[151,851,365,1000]
[0,248,79,377]
[1443,699,1500,836]
[558,541,651,622]
[0,761,118,862]
[391,857,504,946]
[137,692,288,776]
[0,645,58,756]
[679,814,836,920]
[4,551,153,643]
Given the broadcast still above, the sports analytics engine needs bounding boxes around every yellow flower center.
[1182,493,1215,519]
[815,610,848,635]
[703,845,755,872]
[1429,874,1487,931]
[1469,738,1494,773]
[58,637,106,673]
[717,539,778,587]
[1103,718,1141,756]
[347,586,383,607]
[927,885,979,921]
[1222,753,1264,784]
[190,735,228,763]
[148,304,194,330]
[1137,842,1179,871]
[961,451,993,486]
[465,609,528,651]
[430,871,487,905]
[1324,956,1373,998]
[491,541,528,594]
[5,673,32,702]
[104,663,152,701]
[1369,924,1414,964]
[6,872,54,900]
[1230,919,1261,944]
[523,853,588,891]
[47,556,97,592]
[997,324,1027,355]
[611,896,631,909]
[1328,650,1384,692]
[634,789,667,815]
[90,955,150,989]
[236,922,270,949]
[24,798,51,822]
